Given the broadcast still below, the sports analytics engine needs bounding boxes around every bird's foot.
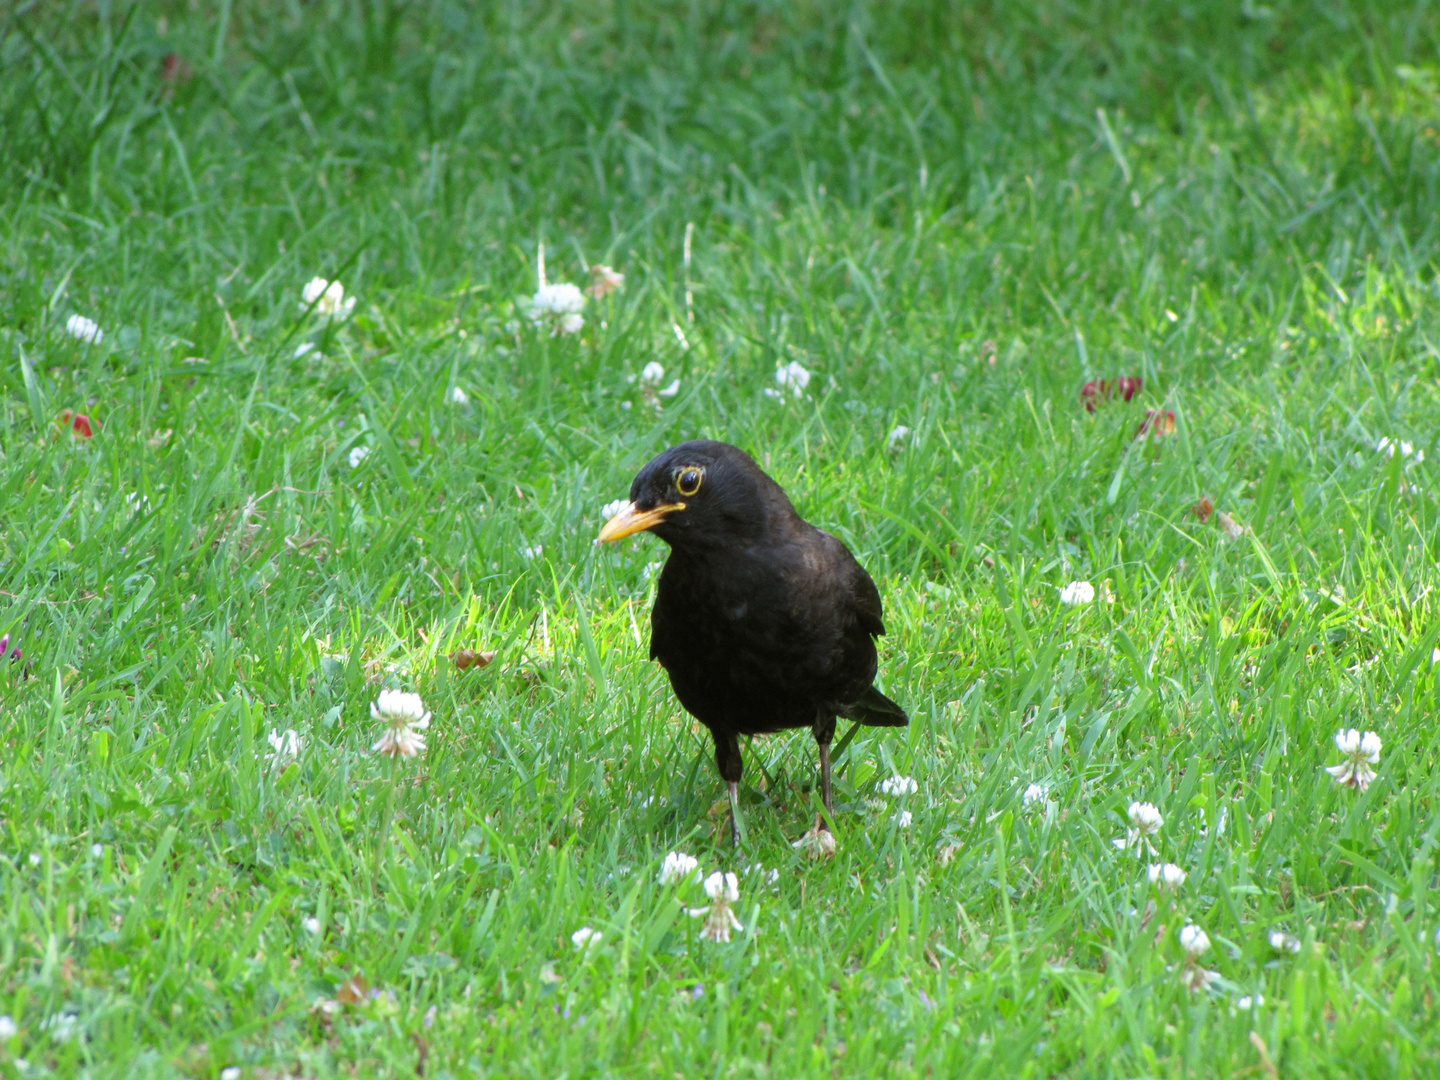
[792,815,837,860]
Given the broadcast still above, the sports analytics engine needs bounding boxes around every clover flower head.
[658,851,701,886]
[893,810,913,828]
[301,277,356,320]
[1147,862,1186,889]
[571,926,602,950]
[765,360,811,399]
[448,386,470,406]
[531,283,586,335]
[266,728,302,769]
[793,825,837,860]
[65,314,104,344]
[1179,924,1210,956]
[880,775,918,797]
[1268,931,1301,954]
[370,689,431,759]
[1022,782,1049,808]
[688,872,744,942]
[586,264,625,299]
[1060,580,1096,605]
[1113,801,1163,855]
[888,425,912,450]
[1325,728,1381,791]
[1235,994,1265,1010]
[348,445,371,469]
[641,361,666,384]
[1377,437,1423,463]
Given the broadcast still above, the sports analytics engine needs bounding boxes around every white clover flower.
[522,545,544,560]
[879,775,918,797]
[688,872,744,942]
[301,277,356,320]
[1113,801,1163,856]
[43,1012,79,1043]
[793,825,837,860]
[0,1016,14,1040]
[221,1068,242,1080]
[656,379,681,398]
[1268,931,1301,954]
[530,283,586,335]
[586,264,625,299]
[1022,783,1049,808]
[1179,924,1211,956]
[641,361,666,384]
[265,728,302,769]
[65,314,104,344]
[28,853,41,867]
[448,386,470,406]
[1235,994,1264,1010]
[1059,580,1096,605]
[888,425,912,450]
[91,844,104,859]
[294,341,318,360]
[571,926,602,950]
[1325,728,1381,791]
[303,917,322,935]
[602,498,630,521]
[894,810,913,828]
[770,360,811,399]
[1147,862,1187,889]
[370,689,431,759]
[348,445,371,469]
[1377,437,1424,463]
[658,851,701,886]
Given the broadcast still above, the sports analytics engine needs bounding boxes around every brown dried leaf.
[1216,511,1246,541]
[451,649,496,671]
[1192,495,1215,524]
[336,972,370,1005]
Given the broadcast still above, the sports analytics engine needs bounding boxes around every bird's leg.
[728,780,743,849]
[714,732,745,848]
[812,714,837,831]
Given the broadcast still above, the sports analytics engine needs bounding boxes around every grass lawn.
[3,0,1440,1075]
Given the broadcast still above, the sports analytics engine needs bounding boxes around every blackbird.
[598,439,906,845]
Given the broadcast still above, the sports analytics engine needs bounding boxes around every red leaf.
[1135,409,1176,440]
[1081,376,1143,413]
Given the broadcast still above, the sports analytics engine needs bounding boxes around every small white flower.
[1022,783,1049,808]
[1179,924,1211,956]
[1377,437,1424,463]
[887,425,912,450]
[602,498,630,520]
[658,851,701,886]
[448,385,470,406]
[65,314,104,344]
[1114,801,1163,856]
[745,863,780,885]
[370,689,431,759]
[531,283,586,335]
[688,872,744,942]
[1432,647,1440,667]
[1268,931,1301,954]
[43,1012,79,1043]
[657,379,681,399]
[1235,994,1264,1010]
[301,277,356,320]
[1325,728,1381,791]
[879,775,918,797]
[793,825,838,860]
[571,926,602,950]
[523,545,544,560]
[220,1067,242,1080]
[0,1016,14,1040]
[303,917,322,935]
[586,264,625,299]
[348,445,371,469]
[265,728,302,769]
[1059,580,1096,605]
[893,810,913,828]
[641,361,666,384]
[91,844,104,858]
[1147,863,1187,889]
[294,341,318,360]
[773,360,811,399]
[28,853,41,867]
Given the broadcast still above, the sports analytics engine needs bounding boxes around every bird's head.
[597,440,792,549]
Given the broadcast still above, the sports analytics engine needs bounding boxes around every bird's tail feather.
[841,685,908,727]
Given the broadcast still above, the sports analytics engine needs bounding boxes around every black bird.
[598,440,906,845]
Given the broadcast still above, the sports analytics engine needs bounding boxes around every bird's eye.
[676,467,704,496]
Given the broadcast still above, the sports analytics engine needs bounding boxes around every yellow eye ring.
[676,467,704,496]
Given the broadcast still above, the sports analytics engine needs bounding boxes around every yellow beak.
[597,500,686,543]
